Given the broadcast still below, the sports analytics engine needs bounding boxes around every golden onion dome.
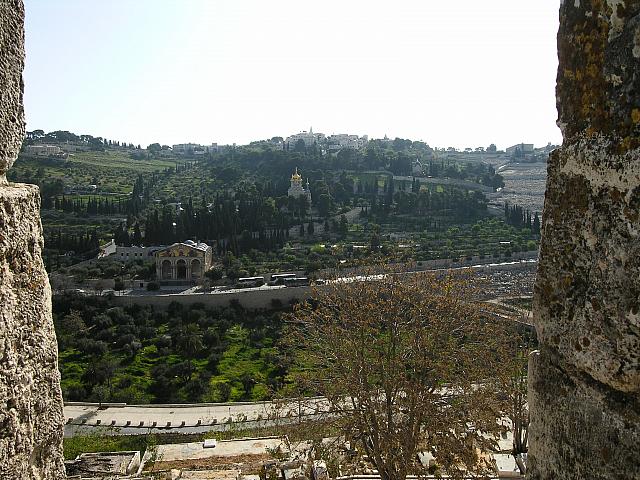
[291,168,302,181]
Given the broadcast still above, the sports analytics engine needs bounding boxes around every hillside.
[10,132,543,280]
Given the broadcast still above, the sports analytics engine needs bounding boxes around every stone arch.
[191,259,202,279]
[161,259,172,280]
[176,259,187,280]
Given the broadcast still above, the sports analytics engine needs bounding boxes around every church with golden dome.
[287,168,312,203]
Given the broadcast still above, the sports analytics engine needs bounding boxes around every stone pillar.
[528,1,640,479]
[0,1,66,478]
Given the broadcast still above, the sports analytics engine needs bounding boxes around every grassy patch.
[64,420,330,460]
[64,430,151,460]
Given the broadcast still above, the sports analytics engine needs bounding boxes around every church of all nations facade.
[155,240,213,284]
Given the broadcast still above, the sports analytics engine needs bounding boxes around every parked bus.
[283,277,310,287]
[236,276,265,288]
[268,273,297,286]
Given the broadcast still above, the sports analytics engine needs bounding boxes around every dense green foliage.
[54,293,287,404]
[413,218,539,261]
[64,433,150,461]
[11,130,544,297]
[504,203,541,234]
[10,131,518,269]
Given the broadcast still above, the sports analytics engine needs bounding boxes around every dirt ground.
[146,453,272,474]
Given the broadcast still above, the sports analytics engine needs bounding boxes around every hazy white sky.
[24,1,562,150]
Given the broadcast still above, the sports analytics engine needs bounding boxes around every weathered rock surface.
[529,1,640,479]
[0,0,25,183]
[528,351,639,479]
[0,1,66,478]
[0,185,66,479]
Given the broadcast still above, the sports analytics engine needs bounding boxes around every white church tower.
[288,168,312,203]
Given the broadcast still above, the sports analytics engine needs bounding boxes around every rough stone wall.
[0,1,66,479]
[528,1,640,479]
[0,0,25,184]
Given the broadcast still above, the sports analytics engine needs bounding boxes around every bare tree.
[503,327,534,475]
[489,302,535,474]
[286,269,513,480]
[93,278,106,296]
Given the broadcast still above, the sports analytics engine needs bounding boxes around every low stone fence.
[111,285,312,310]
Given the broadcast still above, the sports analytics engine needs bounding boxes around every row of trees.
[46,229,100,255]
[364,187,488,221]
[53,196,130,216]
[110,183,487,255]
[25,129,141,150]
[504,203,541,234]
[140,195,290,246]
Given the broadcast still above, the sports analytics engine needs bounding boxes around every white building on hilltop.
[286,127,325,149]
[287,168,312,203]
[172,143,218,155]
[24,144,63,156]
[506,143,534,156]
[327,134,368,151]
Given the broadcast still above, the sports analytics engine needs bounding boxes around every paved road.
[63,398,330,437]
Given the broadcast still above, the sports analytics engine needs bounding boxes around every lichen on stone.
[0,2,66,479]
[529,1,640,479]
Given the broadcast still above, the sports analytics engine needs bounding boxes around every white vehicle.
[268,273,297,285]
[235,276,265,288]
[283,277,310,287]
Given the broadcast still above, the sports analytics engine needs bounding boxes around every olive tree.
[286,270,513,480]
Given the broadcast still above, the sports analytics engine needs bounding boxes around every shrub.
[205,267,223,281]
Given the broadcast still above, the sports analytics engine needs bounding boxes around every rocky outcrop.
[529,1,640,479]
[0,1,66,479]
[0,0,26,184]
